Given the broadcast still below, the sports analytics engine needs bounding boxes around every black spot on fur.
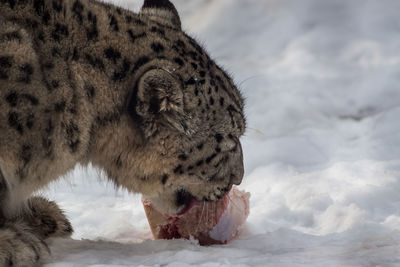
[185,77,196,85]
[197,143,203,150]
[72,47,79,60]
[20,144,32,165]
[178,154,187,161]
[125,15,146,26]
[209,97,214,105]
[85,54,104,70]
[188,51,198,61]
[199,71,206,78]
[87,11,96,23]
[215,147,221,153]
[205,153,217,164]
[54,100,66,112]
[52,47,62,57]
[125,15,133,23]
[0,69,9,80]
[104,47,121,63]
[8,112,23,134]
[18,64,34,84]
[173,165,183,174]
[42,139,53,157]
[84,84,95,100]
[52,23,69,41]
[26,113,34,129]
[72,0,84,23]
[127,30,146,43]
[0,56,12,68]
[132,56,150,73]
[37,31,45,42]
[85,12,98,41]
[24,18,39,29]
[215,133,223,143]
[65,122,80,153]
[191,62,198,70]
[45,119,54,134]
[1,31,22,42]
[115,154,122,168]
[150,26,165,36]
[43,62,54,69]
[0,169,7,194]
[69,91,78,114]
[21,94,39,105]
[52,0,63,13]
[51,80,60,89]
[175,39,186,49]
[227,104,240,128]
[7,0,16,8]
[42,10,51,25]
[219,97,224,106]
[174,57,184,66]
[43,120,54,156]
[196,160,203,166]
[95,111,121,127]
[33,0,45,15]
[161,174,169,184]
[109,15,119,32]
[113,58,131,81]
[86,25,99,41]
[151,42,164,53]
[5,92,18,107]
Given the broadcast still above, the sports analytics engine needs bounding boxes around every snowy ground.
[42,0,400,266]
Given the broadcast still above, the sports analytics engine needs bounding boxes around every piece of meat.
[142,187,250,245]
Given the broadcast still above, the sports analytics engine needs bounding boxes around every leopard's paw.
[25,196,73,239]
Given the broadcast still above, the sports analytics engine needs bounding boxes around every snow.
[42,0,400,266]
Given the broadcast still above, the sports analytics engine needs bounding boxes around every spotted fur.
[0,0,245,264]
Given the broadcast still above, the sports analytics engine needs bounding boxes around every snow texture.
[41,0,400,266]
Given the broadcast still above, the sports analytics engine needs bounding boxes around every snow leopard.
[0,0,245,265]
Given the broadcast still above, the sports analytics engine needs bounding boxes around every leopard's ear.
[129,69,191,138]
[140,0,181,30]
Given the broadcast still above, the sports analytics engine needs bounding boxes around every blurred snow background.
[43,0,400,266]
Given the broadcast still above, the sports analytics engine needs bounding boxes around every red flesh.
[142,188,250,245]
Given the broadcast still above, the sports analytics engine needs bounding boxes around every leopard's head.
[94,0,245,214]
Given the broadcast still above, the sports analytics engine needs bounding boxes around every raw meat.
[142,187,250,245]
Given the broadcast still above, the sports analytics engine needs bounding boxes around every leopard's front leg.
[0,196,73,266]
[0,17,75,265]
[0,220,51,267]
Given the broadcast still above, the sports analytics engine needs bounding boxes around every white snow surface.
[41,0,400,266]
